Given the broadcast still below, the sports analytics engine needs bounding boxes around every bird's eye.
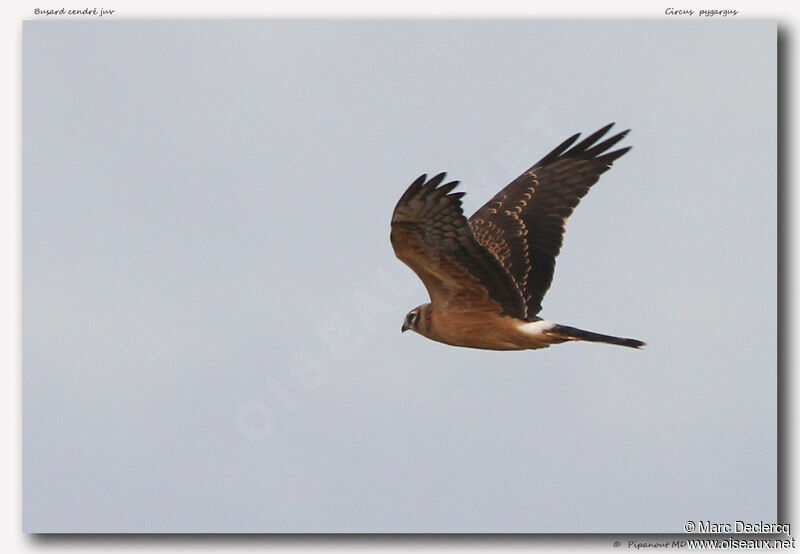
[407,312,417,325]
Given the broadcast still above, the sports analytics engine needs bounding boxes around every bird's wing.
[468,123,631,319]
[391,173,527,318]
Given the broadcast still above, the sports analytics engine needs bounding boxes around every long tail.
[550,323,646,349]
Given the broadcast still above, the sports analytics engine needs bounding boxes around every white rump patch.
[517,320,556,336]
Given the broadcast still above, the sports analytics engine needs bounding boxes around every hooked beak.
[402,322,410,333]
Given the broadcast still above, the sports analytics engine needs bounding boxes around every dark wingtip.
[601,145,632,165]
[533,123,632,167]
[398,172,464,208]
[398,173,429,203]
[436,180,461,195]
[612,128,631,141]
[598,122,616,134]
[567,123,617,155]
[584,129,632,158]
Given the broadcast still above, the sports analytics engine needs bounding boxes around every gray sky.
[23,20,776,532]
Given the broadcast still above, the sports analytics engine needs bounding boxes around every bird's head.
[402,304,429,334]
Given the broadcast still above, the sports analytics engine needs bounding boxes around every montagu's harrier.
[391,123,645,351]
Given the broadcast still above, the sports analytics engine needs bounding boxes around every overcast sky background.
[23,21,776,532]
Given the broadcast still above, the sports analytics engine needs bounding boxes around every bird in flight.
[391,123,645,351]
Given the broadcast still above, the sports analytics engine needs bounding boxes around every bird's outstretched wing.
[391,173,526,318]
[468,123,631,319]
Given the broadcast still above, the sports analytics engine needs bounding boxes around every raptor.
[391,123,645,351]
